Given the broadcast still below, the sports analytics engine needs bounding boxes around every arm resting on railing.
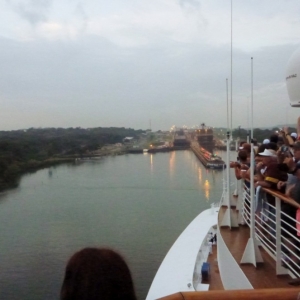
[261,187,300,209]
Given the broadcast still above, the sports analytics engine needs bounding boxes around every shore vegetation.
[0,127,144,191]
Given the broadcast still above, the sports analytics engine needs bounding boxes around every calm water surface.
[0,150,225,300]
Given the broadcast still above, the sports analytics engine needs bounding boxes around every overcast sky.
[0,0,300,131]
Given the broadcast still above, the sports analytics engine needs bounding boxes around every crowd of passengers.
[230,128,300,270]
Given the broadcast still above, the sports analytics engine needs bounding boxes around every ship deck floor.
[207,206,295,291]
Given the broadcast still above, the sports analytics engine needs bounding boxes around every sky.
[0,0,300,131]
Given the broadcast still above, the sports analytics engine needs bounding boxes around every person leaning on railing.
[254,148,288,229]
[277,167,300,268]
[276,143,300,268]
[254,149,287,192]
[229,143,251,181]
[232,149,250,180]
[238,144,268,182]
[251,149,286,241]
[276,142,300,193]
[240,142,299,269]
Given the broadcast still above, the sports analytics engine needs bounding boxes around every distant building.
[123,137,134,144]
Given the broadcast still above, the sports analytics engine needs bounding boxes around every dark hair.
[257,144,267,154]
[240,143,251,153]
[266,142,278,151]
[60,248,137,300]
[238,150,248,162]
[239,141,246,147]
[270,134,278,144]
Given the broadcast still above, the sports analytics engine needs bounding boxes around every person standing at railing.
[254,149,287,192]
[254,149,288,239]
[229,143,251,180]
[275,142,300,271]
[230,149,250,181]
[280,142,300,174]
[276,143,300,191]
[238,144,268,182]
[278,166,300,270]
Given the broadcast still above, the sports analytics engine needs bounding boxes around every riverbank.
[0,144,129,192]
[0,127,146,192]
[0,158,75,192]
[0,127,180,193]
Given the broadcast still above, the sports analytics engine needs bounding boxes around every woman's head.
[61,248,137,300]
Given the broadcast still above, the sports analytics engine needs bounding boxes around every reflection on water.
[0,150,225,300]
[204,179,210,200]
[169,151,175,178]
[198,165,202,184]
[149,153,154,173]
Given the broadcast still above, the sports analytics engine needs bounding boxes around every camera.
[281,145,289,152]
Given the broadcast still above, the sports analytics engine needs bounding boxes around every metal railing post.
[275,196,288,275]
[236,179,244,224]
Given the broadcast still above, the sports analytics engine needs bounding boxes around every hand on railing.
[277,181,286,190]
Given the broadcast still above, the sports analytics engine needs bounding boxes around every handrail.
[261,187,300,209]
[243,179,300,209]
[241,181,300,277]
[158,288,300,300]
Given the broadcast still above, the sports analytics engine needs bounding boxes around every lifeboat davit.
[286,47,300,107]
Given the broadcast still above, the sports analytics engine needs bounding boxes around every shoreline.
[0,146,191,192]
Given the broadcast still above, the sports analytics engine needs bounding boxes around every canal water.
[0,150,225,300]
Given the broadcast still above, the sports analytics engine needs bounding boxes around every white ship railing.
[241,180,300,278]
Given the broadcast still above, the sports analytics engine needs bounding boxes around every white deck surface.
[146,207,219,300]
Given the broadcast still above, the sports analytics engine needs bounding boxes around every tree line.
[231,127,297,142]
[0,127,144,191]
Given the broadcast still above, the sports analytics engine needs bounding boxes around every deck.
[207,205,295,290]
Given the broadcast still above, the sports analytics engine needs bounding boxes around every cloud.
[0,0,300,130]
[179,0,201,10]
[74,3,88,34]
[5,0,53,25]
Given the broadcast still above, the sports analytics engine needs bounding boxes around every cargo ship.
[194,123,215,152]
[191,142,226,169]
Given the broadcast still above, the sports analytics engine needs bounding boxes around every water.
[0,150,224,300]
